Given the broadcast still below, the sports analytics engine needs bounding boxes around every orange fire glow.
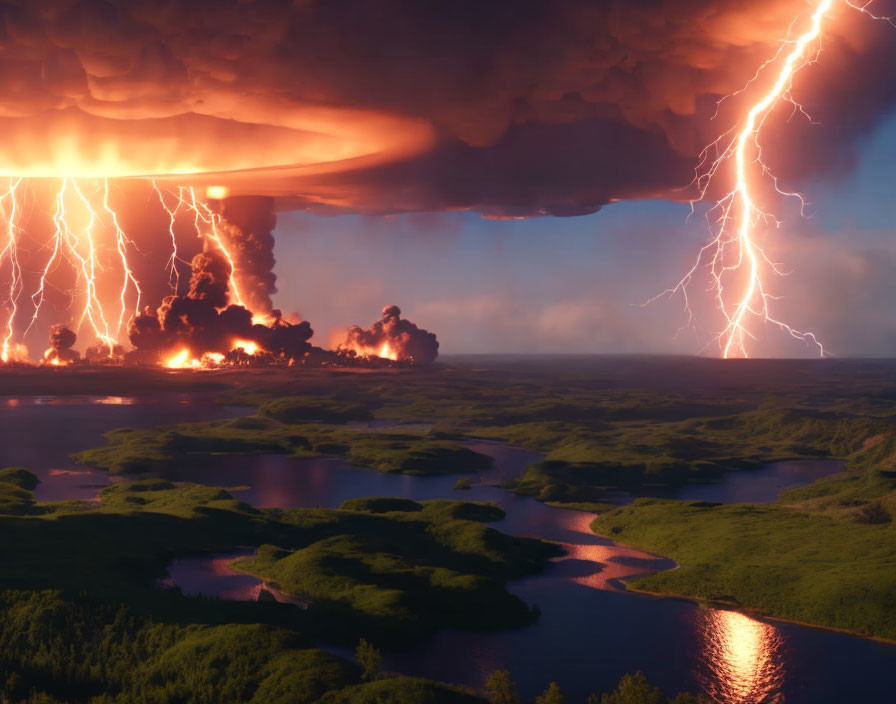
[231,340,261,356]
[378,342,398,361]
[164,349,192,369]
[164,348,243,369]
[340,340,399,361]
[658,0,892,358]
[0,177,259,365]
[0,108,434,182]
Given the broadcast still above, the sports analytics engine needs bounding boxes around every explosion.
[660,0,894,358]
[0,178,438,369]
[337,306,439,365]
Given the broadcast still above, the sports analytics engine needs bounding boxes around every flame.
[339,340,400,361]
[164,349,233,369]
[251,313,274,326]
[378,342,398,361]
[0,342,27,363]
[657,0,893,358]
[0,176,256,363]
[232,339,260,355]
[42,347,67,367]
[164,349,192,369]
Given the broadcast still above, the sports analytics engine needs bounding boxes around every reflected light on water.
[93,396,136,405]
[555,512,677,591]
[698,609,785,703]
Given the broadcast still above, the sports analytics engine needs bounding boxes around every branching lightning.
[0,178,23,362]
[655,0,893,358]
[0,178,245,363]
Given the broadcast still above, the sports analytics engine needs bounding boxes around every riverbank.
[593,493,896,641]
[621,582,896,645]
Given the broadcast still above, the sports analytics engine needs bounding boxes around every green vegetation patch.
[74,416,492,477]
[0,467,39,491]
[315,678,484,704]
[0,481,557,643]
[233,498,557,637]
[594,498,896,640]
[504,408,891,504]
[0,590,365,704]
[258,396,374,424]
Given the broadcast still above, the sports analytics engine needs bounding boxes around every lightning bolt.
[1,178,247,364]
[0,178,23,362]
[655,0,893,358]
[151,183,246,308]
[103,179,143,338]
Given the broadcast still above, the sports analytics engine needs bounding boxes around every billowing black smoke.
[128,245,312,364]
[44,324,78,364]
[220,196,278,314]
[339,305,439,364]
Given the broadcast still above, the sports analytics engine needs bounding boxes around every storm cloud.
[0,0,892,215]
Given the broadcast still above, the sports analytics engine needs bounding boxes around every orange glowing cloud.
[0,0,889,216]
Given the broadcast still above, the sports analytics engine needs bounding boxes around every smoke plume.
[44,324,78,364]
[338,305,439,364]
[128,245,312,363]
[220,196,278,314]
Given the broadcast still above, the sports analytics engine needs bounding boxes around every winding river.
[4,394,895,703]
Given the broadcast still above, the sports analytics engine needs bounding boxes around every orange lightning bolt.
[657,0,893,358]
[185,185,246,308]
[151,183,247,308]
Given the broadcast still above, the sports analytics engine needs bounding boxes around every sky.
[1,0,895,359]
[273,109,896,357]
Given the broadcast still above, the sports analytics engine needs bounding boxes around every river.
[4,394,895,703]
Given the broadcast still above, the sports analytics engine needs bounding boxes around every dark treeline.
[485,670,708,704]
[0,592,709,704]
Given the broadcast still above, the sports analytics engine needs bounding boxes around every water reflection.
[698,609,785,703]
[162,550,309,607]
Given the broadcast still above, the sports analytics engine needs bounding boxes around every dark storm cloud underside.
[1,1,895,215]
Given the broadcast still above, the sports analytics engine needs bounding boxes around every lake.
[8,395,895,703]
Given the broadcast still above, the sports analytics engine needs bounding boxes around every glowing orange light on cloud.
[657,0,893,358]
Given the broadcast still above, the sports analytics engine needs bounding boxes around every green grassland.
[74,414,492,477]
[594,498,896,639]
[232,496,551,636]
[8,356,896,699]
[202,358,896,642]
[0,471,561,702]
[0,477,558,642]
[65,358,896,644]
[592,415,896,640]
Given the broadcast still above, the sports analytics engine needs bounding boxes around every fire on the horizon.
[0,179,438,369]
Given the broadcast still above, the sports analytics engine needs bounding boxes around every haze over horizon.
[273,111,896,358]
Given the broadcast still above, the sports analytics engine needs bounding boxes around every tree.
[485,670,520,704]
[535,681,566,704]
[355,638,382,682]
[600,672,665,704]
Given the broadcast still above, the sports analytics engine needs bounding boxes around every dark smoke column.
[339,305,439,364]
[220,196,278,314]
[44,324,79,364]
